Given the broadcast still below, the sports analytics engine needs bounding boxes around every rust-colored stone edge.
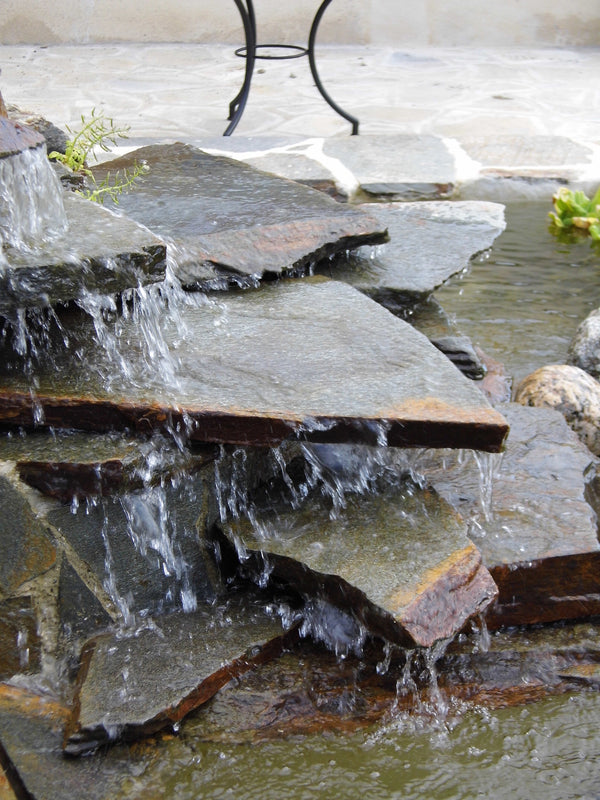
[0,390,509,452]
[16,446,218,502]
[399,548,498,648]
[485,550,600,629]
[216,526,497,649]
[0,118,45,159]
[62,625,300,757]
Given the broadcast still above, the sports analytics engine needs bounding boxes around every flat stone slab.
[92,144,387,288]
[322,135,456,200]
[213,483,498,648]
[0,429,217,502]
[417,402,600,627]
[63,597,298,755]
[318,201,506,306]
[0,193,166,315]
[0,279,509,451]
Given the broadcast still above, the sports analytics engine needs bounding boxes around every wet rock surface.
[214,484,497,648]
[567,308,600,380]
[0,430,217,502]
[63,597,299,756]
[0,279,509,451]
[318,201,505,307]
[0,117,44,158]
[414,403,600,626]
[92,144,388,287]
[3,621,599,800]
[0,194,167,315]
[514,364,600,455]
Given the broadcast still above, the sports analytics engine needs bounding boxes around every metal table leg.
[308,0,359,135]
[225,0,359,136]
[224,0,256,136]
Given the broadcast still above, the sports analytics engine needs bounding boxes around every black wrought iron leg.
[308,0,359,135]
[225,0,256,136]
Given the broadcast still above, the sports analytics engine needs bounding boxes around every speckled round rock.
[514,364,600,455]
[567,309,600,380]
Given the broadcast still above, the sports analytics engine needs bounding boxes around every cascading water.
[1,109,598,798]
[0,128,68,256]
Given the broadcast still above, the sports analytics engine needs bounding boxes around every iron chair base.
[225,0,359,136]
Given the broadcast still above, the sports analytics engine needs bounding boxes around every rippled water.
[121,693,600,800]
[434,202,600,387]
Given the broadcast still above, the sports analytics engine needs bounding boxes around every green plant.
[48,109,148,204]
[549,187,600,241]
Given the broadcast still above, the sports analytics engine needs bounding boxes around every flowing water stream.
[2,186,600,796]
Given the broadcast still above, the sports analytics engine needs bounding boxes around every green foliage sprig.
[48,108,148,204]
[549,187,600,241]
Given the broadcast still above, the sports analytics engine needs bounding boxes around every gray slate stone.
[323,135,456,199]
[215,483,497,648]
[92,144,387,288]
[0,278,509,451]
[0,194,166,315]
[318,201,505,306]
[64,598,296,755]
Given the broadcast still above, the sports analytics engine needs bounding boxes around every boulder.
[567,308,600,380]
[514,364,600,455]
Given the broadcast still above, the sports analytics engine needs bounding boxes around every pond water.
[143,693,600,800]
[119,204,600,800]
[434,202,600,388]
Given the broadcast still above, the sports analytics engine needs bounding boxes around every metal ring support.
[225,0,359,136]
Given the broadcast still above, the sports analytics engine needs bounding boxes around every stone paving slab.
[2,45,599,200]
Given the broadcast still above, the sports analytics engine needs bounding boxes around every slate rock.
[57,559,113,645]
[0,116,44,158]
[0,194,166,315]
[46,471,222,621]
[0,429,217,502]
[92,143,387,288]
[514,364,600,455]
[0,279,509,452]
[322,135,456,200]
[0,597,41,680]
[213,484,498,648]
[416,403,600,627]
[63,597,298,755]
[318,201,505,307]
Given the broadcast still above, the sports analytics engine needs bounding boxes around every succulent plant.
[549,187,600,241]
